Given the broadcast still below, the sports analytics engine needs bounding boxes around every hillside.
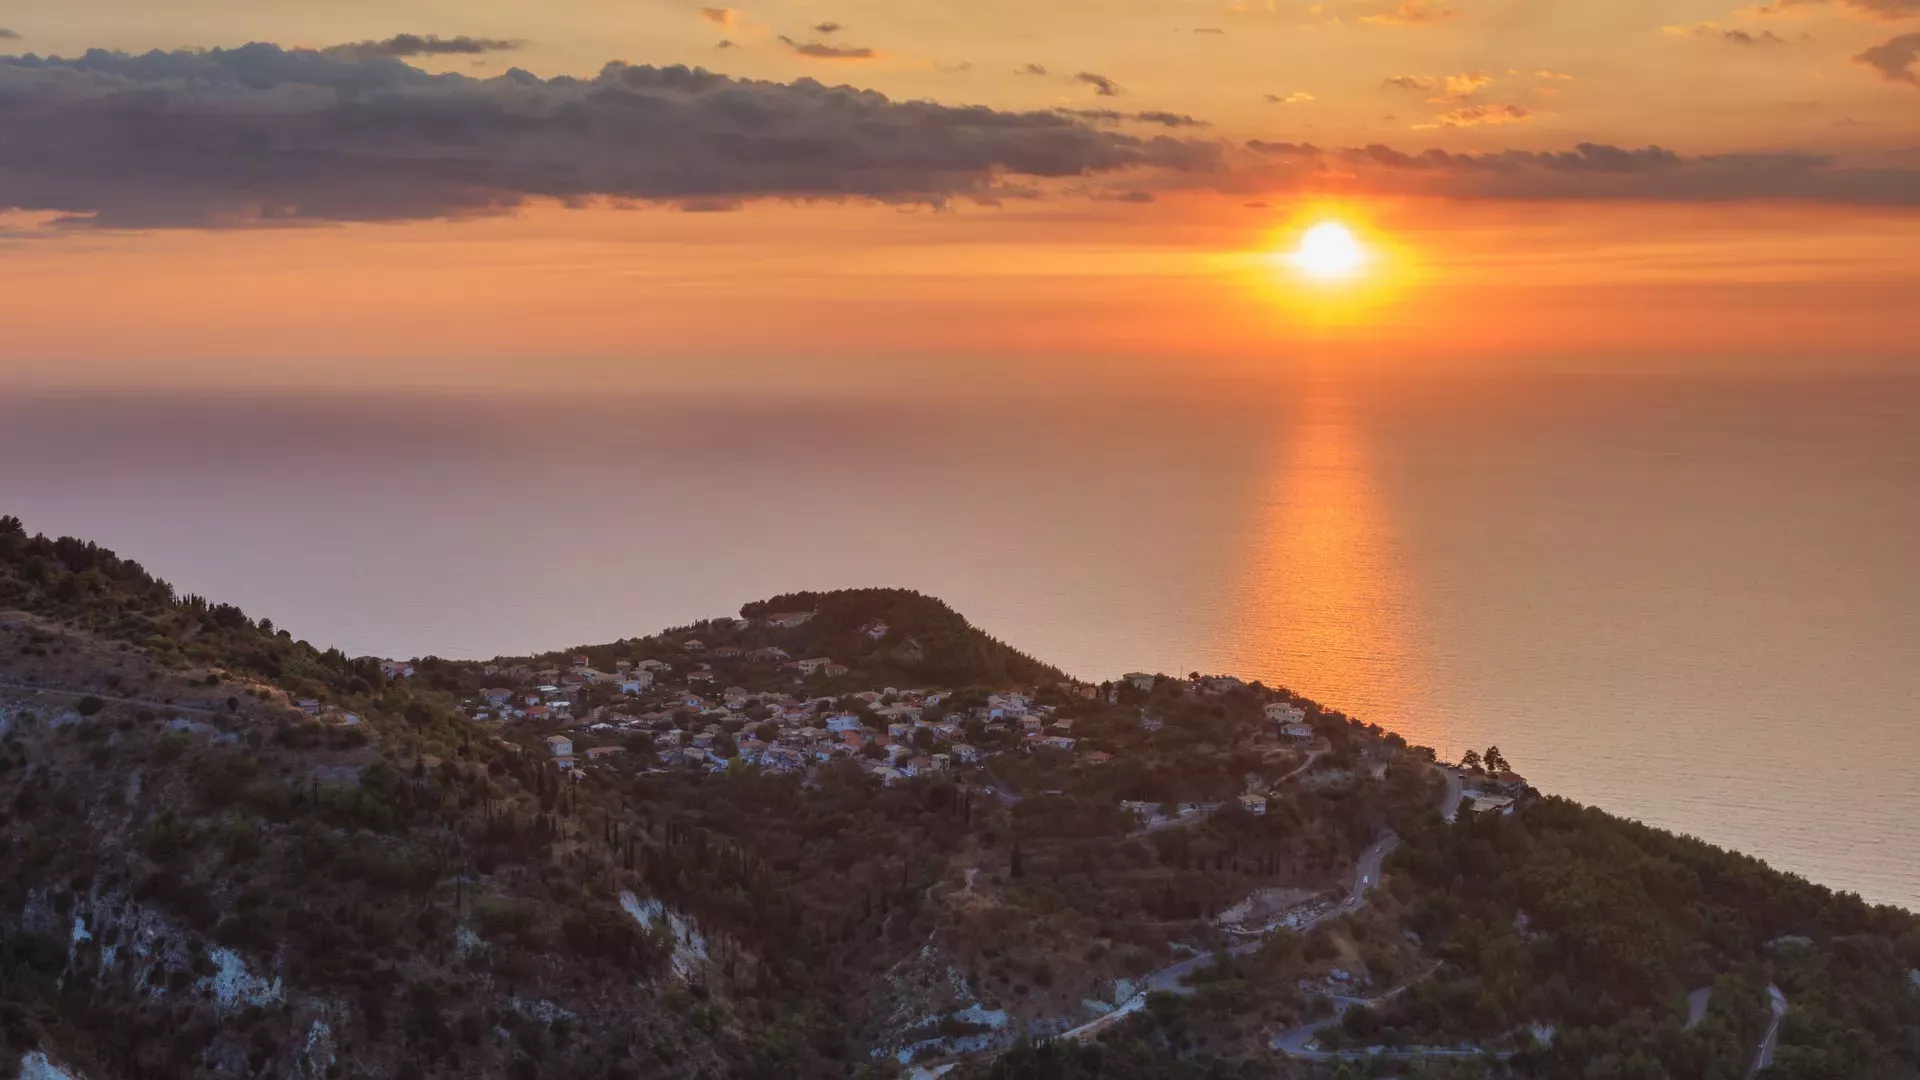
[1,515,1917,1080]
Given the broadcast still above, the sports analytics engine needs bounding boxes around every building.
[1280,723,1314,741]
[1238,793,1268,815]
[1123,672,1156,691]
[1265,702,1308,724]
[546,735,573,757]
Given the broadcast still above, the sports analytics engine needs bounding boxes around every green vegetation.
[2,513,1917,1080]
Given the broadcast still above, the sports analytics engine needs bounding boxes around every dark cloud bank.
[0,44,1214,227]
[1244,141,1920,205]
[1,43,1917,230]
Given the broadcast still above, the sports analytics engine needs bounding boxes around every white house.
[547,735,574,757]
[1238,793,1268,815]
[1123,672,1156,691]
[1265,702,1307,724]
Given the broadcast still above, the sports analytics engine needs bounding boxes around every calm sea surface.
[4,377,1917,910]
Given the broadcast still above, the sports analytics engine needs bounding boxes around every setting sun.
[1289,221,1369,281]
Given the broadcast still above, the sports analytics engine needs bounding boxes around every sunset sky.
[3,0,1919,389]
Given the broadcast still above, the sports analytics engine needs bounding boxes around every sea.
[4,374,1917,911]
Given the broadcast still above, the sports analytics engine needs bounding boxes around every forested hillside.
[2,514,1917,1080]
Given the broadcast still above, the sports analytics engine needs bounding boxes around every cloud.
[779,36,876,59]
[1439,72,1494,97]
[0,29,19,41]
[1073,71,1123,96]
[1667,23,1794,45]
[699,8,736,27]
[1245,140,1323,156]
[1414,103,1533,128]
[1018,63,1049,76]
[1060,109,1209,127]
[1264,91,1316,104]
[1763,0,1920,19]
[716,39,738,49]
[1193,27,1227,34]
[1361,1,1455,26]
[0,44,1218,228]
[813,22,843,34]
[1855,32,1920,82]
[1535,70,1574,80]
[326,34,524,59]
[1385,72,1493,102]
[1237,140,1920,205]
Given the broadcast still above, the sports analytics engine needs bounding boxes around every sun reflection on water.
[1219,388,1445,752]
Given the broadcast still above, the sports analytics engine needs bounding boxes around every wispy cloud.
[1239,140,1920,205]
[1060,109,1209,127]
[1413,102,1532,128]
[326,34,524,59]
[779,35,877,59]
[1762,0,1920,19]
[1074,71,1123,96]
[813,22,843,34]
[1264,91,1316,104]
[0,29,19,41]
[1018,63,1049,76]
[1855,32,1920,83]
[1361,1,1455,26]
[1665,23,1794,46]
[699,8,736,27]
[1384,72,1494,102]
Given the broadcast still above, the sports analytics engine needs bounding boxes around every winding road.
[1063,832,1401,1042]
[1749,984,1787,1077]
[1438,767,1465,823]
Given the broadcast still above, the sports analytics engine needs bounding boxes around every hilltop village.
[381,606,1524,833]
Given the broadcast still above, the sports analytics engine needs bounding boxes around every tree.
[75,695,106,716]
[1461,749,1482,772]
[1483,746,1509,775]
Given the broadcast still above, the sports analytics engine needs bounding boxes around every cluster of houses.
[454,626,1128,785]
[427,608,1335,798]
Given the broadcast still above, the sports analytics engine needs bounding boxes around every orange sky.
[2,0,1918,388]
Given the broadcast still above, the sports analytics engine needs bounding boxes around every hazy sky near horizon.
[3,0,1919,388]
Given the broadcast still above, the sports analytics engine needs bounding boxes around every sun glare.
[1288,221,1369,281]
